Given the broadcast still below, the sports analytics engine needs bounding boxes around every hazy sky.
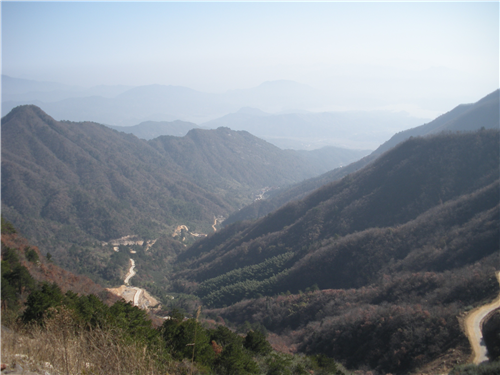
[2,1,499,117]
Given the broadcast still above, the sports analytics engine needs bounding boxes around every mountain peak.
[2,104,51,122]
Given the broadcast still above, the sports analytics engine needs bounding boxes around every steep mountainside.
[1,105,230,244]
[174,130,499,291]
[223,90,499,225]
[1,105,341,284]
[375,89,499,154]
[170,130,499,374]
[223,153,377,226]
[148,127,330,206]
[1,227,118,306]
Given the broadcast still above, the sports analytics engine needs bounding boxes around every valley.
[2,4,498,374]
[1,90,499,375]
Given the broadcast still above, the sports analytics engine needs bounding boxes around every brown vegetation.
[2,308,171,375]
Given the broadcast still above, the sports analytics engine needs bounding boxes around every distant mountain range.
[106,118,371,171]
[202,107,427,150]
[105,107,415,151]
[2,74,133,102]
[223,89,499,225]
[2,76,428,151]
[106,120,199,139]
[1,76,329,125]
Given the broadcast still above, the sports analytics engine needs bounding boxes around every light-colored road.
[123,258,136,285]
[107,258,159,310]
[464,271,500,364]
[133,287,143,307]
[212,216,224,232]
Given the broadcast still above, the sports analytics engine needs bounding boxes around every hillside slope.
[1,105,342,284]
[170,130,499,374]
[223,90,499,225]
[148,127,329,206]
[1,105,231,242]
[1,222,119,310]
[375,89,499,155]
[174,130,499,290]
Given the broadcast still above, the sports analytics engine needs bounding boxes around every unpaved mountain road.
[133,287,143,306]
[465,271,500,364]
[107,258,159,310]
[123,259,142,306]
[123,258,136,285]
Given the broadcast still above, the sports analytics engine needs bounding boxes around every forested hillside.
[1,106,229,264]
[148,127,327,207]
[223,89,499,225]
[1,217,118,316]
[169,130,499,374]
[1,105,338,284]
[376,89,499,154]
[2,101,499,375]
[1,219,349,375]
[178,130,498,288]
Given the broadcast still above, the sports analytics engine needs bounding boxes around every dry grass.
[1,308,173,375]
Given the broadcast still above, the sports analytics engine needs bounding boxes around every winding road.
[464,271,500,364]
[123,258,136,285]
[123,259,142,306]
[107,257,159,310]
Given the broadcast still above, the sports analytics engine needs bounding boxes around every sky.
[2,1,499,118]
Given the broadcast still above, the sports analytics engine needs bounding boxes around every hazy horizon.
[2,2,499,118]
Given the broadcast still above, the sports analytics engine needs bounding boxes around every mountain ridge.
[175,130,499,286]
[1,104,356,284]
[222,89,500,225]
[106,119,199,140]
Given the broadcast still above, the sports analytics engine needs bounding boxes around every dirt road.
[464,271,500,364]
[107,258,160,310]
[133,287,143,306]
[212,216,224,232]
[123,258,136,285]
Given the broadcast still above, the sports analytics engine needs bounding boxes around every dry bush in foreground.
[1,308,171,375]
